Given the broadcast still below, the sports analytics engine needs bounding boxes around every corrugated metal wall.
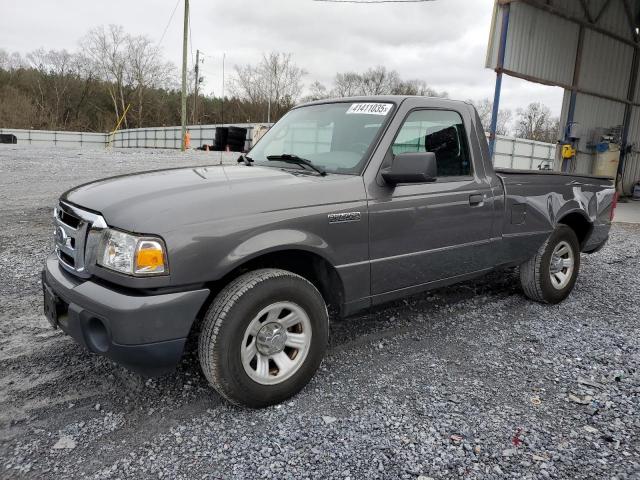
[624,107,640,193]
[579,30,633,100]
[573,94,626,151]
[595,0,635,40]
[486,0,640,194]
[487,1,636,93]
[498,2,579,86]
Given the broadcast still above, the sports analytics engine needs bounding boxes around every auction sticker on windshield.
[346,103,393,115]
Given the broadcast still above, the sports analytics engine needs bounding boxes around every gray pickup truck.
[42,96,616,407]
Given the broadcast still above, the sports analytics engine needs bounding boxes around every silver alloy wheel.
[549,240,575,290]
[241,301,312,385]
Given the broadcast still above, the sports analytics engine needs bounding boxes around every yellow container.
[592,146,620,178]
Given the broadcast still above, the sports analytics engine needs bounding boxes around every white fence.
[0,124,261,151]
[1,126,557,171]
[491,135,557,170]
[0,129,106,148]
[109,124,260,150]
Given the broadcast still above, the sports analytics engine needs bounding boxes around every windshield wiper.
[237,154,254,166]
[266,154,326,176]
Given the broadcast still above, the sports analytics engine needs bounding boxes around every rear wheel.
[519,225,581,304]
[198,268,329,408]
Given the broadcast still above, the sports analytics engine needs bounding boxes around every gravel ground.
[1,145,639,480]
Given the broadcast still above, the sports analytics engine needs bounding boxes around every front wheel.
[519,225,581,304]
[198,268,329,408]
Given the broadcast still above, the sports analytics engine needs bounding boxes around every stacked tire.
[213,127,247,152]
[227,127,247,152]
[213,127,228,151]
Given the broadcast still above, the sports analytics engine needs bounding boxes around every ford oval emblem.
[55,226,70,247]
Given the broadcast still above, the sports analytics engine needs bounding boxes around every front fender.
[215,228,335,278]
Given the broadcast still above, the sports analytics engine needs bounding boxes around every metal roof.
[485,0,640,194]
[486,0,640,104]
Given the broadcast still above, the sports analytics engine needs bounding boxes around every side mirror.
[381,152,437,186]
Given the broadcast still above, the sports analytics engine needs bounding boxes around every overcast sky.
[1,0,564,116]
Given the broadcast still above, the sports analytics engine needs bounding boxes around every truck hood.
[63,164,365,233]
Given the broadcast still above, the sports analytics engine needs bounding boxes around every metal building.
[486,0,640,195]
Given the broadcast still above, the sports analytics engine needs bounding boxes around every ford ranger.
[42,96,616,408]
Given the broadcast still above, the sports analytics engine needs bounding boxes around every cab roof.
[298,95,473,110]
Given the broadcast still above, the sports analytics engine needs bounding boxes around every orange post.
[184,131,191,150]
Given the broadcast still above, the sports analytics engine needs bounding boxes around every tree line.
[0,24,559,143]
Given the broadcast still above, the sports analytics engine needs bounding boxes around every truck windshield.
[248,102,395,175]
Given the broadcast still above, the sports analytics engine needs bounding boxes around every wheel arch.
[556,210,593,250]
[207,247,346,317]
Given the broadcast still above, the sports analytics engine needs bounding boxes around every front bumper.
[42,253,210,376]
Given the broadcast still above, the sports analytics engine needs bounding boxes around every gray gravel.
[1,145,639,480]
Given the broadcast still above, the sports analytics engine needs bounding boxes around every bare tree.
[0,49,25,70]
[515,102,559,143]
[334,72,362,97]
[0,49,10,70]
[231,52,306,121]
[469,98,512,136]
[497,109,513,136]
[333,66,399,96]
[358,66,400,95]
[332,67,446,98]
[27,48,78,127]
[80,25,176,128]
[126,35,175,127]
[303,81,330,102]
[0,84,37,128]
[392,79,448,98]
[81,25,129,126]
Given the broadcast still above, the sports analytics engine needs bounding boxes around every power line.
[313,0,435,3]
[158,0,181,46]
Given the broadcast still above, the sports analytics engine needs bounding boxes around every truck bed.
[495,167,613,183]
[494,166,615,261]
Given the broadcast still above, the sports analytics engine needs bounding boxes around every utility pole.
[193,49,200,124]
[221,53,226,126]
[180,0,189,151]
[267,67,273,123]
[267,79,271,124]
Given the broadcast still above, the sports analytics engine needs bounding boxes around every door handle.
[469,194,484,206]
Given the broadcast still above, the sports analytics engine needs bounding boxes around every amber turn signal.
[135,240,167,274]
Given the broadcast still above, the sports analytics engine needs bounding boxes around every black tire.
[226,132,246,141]
[198,268,329,408]
[227,127,247,139]
[214,127,229,150]
[226,142,245,152]
[519,225,581,304]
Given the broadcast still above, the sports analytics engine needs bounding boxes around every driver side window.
[392,110,472,177]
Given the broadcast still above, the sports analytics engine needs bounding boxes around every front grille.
[54,202,107,278]
[58,209,81,229]
[58,249,75,268]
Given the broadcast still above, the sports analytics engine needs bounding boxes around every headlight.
[97,229,168,276]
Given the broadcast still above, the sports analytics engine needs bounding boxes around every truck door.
[366,108,496,296]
